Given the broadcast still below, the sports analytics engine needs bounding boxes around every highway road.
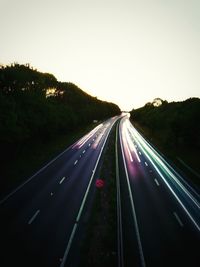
[0,116,118,267]
[117,116,200,266]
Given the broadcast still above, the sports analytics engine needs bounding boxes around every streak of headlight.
[92,127,107,149]
[129,124,200,210]
[123,120,141,162]
[127,121,200,231]
[74,124,103,148]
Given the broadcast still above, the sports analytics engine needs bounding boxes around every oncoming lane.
[118,116,200,266]
[0,116,119,267]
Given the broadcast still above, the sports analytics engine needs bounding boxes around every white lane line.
[119,122,146,267]
[51,192,54,196]
[154,179,160,186]
[59,177,66,184]
[28,210,40,225]
[116,122,124,266]
[139,151,141,155]
[74,160,78,165]
[60,223,78,267]
[88,143,91,147]
[173,212,184,227]
[82,150,85,154]
[127,144,133,162]
[137,142,200,231]
[60,118,117,267]
[145,162,148,166]
[0,138,78,204]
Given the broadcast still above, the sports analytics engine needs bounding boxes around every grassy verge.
[79,124,117,267]
[0,123,99,198]
[131,120,200,187]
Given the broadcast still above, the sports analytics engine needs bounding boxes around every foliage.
[0,63,120,155]
[130,98,200,149]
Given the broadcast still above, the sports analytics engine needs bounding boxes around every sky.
[0,0,200,110]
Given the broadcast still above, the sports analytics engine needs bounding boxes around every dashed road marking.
[74,160,78,165]
[139,151,141,155]
[28,210,40,225]
[154,179,160,186]
[59,177,66,184]
[173,212,184,227]
[82,150,85,154]
[51,192,54,196]
[145,162,148,166]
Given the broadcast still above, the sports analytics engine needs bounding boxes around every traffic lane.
[60,135,115,267]
[116,128,142,266]
[131,142,200,231]
[128,165,199,266]
[0,118,107,204]
[0,118,115,266]
[1,142,106,267]
[123,118,200,230]
[0,120,109,222]
[120,125,200,266]
[0,118,116,267]
[127,122,200,227]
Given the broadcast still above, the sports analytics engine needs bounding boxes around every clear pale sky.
[1,0,199,110]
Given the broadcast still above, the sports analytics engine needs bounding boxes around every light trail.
[123,118,200,231]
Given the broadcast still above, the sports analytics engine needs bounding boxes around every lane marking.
[127,122,200,231]
[28,210,40,225]
[0,122,105,205]
[60,223,78,267]
[127,144,133,162]
[154,179,160,186]
[74,160,78,165]
[145,162,148,166]
[59,177,66,184]
[116,122,124,267]
[139,151,141,155]
[173,212,184,227]
[51,192,54,196]
[60,118,118,266]
[119,121,146,267]
[88,143,91,147]
[82,150,85,154]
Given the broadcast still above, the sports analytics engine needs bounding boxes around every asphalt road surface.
[1,114,199,267]
[117,116,200,267]
[0,116,118,267]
